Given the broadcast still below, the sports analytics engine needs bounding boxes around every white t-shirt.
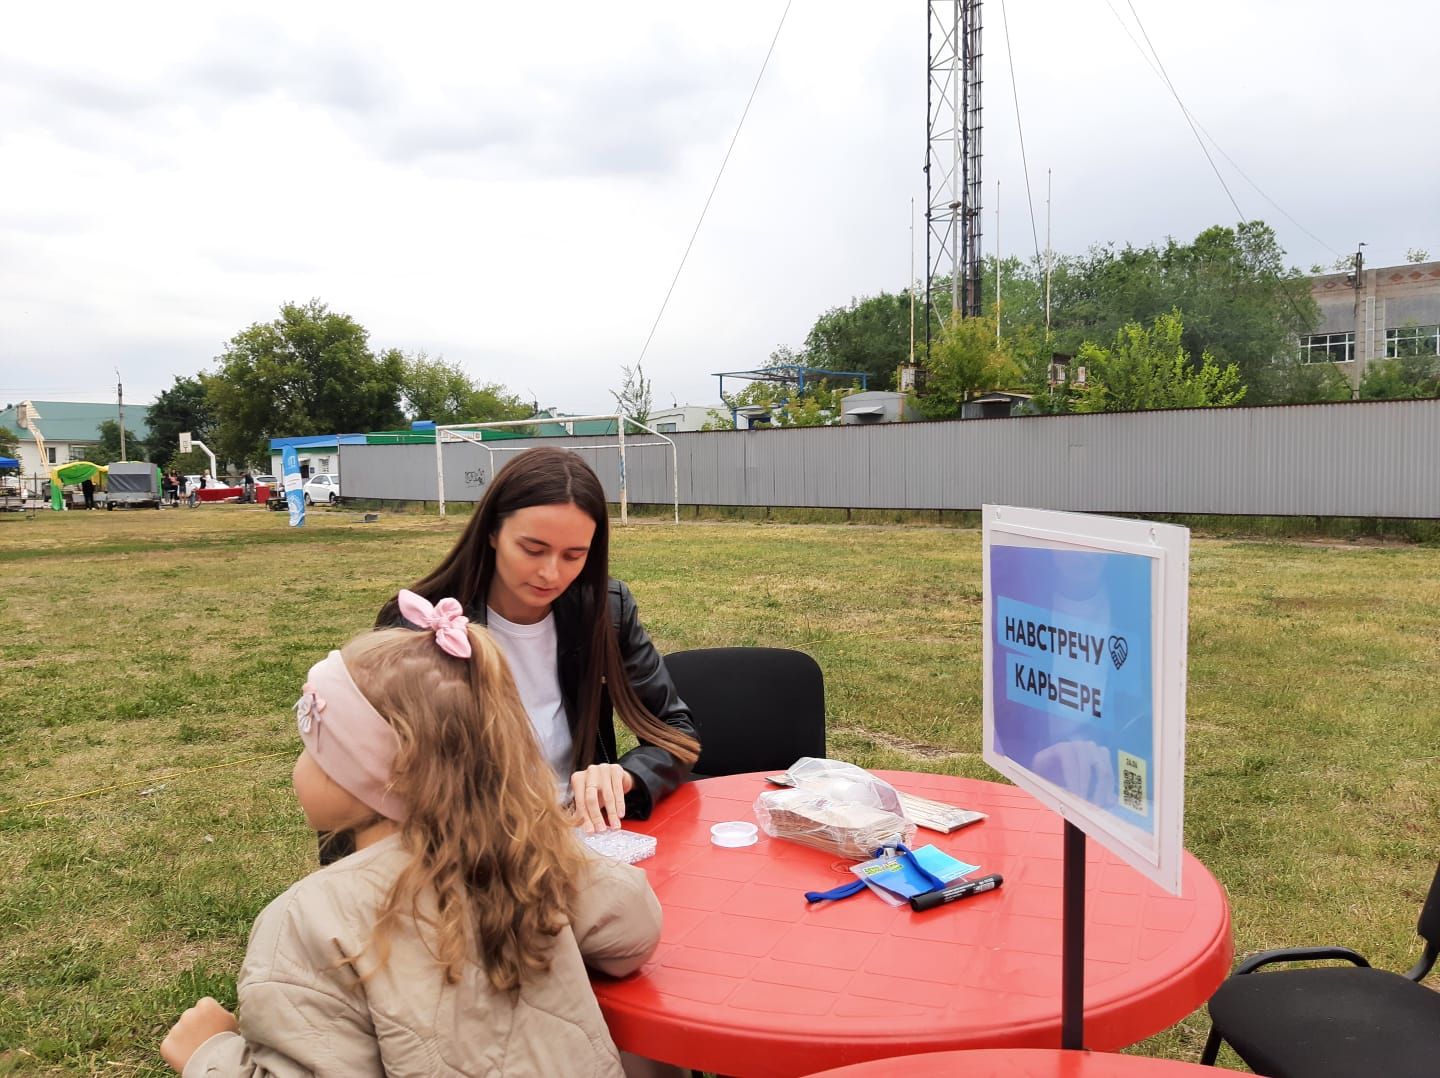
[484,607,573,800]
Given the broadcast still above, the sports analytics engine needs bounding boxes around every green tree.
[208,300,406,464]
[1071,310,1247,413]
[1267,357,1353,404]
[0,426,19,459]
[397,351,530,426]
[86,419,137,464]
[1359,356,1440,400]
[917,313,1019,419]
[999,223,1317,405]
[610,361,653,427]
[802,291,919,391]
[147,375,213,462]
[710,379,851,428]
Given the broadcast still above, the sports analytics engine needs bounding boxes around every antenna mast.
[925,0,983,358]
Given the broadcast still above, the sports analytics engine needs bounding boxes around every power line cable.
[636,0,794,367]
[1104,0,1329,338]
[1118,0,1245,223]
[998,0,1043,266]
[1099,0,1342,259]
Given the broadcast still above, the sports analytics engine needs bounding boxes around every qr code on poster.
[1119,751,1147,815]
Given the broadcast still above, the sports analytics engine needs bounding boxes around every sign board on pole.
[178,431,192,454]
[982,505,1190,894]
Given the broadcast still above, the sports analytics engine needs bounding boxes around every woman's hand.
[160,997,238,1072]
[570,764,635,833]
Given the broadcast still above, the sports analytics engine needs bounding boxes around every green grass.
[1,505,1438,1074]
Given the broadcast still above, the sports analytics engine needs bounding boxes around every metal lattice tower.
[925,0,983,357]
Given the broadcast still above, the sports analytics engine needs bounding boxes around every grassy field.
[1,505,1437,1074]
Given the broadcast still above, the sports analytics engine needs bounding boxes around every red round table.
[592,771,1231,1077]
[805,1048,1222,1076]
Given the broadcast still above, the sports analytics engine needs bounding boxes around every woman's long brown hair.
[377,446,697,769]
[343,626,587,990]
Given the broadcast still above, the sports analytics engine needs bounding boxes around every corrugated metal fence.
[339,398,1440,518]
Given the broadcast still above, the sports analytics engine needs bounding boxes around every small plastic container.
[710,821,759,848]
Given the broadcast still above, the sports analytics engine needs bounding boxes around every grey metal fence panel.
[339,399,1440,518]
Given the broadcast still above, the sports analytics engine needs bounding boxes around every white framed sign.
[981,505,1190,894]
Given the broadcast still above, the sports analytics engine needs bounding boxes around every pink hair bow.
[397,589,472,658]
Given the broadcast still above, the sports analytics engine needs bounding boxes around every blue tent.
[0,457,18,471]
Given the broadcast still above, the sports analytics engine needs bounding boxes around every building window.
[1298,332,1354,363]
[657,422,677,433]
[47,447,57,464]
[1385,325,1440,358]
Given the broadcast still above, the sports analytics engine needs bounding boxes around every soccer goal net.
[433,414,679,523]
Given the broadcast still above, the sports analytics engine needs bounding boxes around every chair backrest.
[1419,861,1440,943]
[1410,860,1440,979]
[664,647,826,778]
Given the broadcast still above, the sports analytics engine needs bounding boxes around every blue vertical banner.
[282,446,305,528]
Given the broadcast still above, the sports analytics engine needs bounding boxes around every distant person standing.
[81,476,96,510]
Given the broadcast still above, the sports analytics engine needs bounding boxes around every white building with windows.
[642,406,717,433]
[1302,259,1440,389]
[0,400,151,477]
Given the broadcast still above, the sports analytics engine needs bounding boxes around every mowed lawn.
[1,505,1437,1074]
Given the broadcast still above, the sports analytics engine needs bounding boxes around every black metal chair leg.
[1199,1024,1223,1066]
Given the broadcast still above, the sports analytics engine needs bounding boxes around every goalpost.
[433,414,679,523]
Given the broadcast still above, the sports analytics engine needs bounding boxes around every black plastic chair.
[664,647,826,778]
[1200,860,1440,1077]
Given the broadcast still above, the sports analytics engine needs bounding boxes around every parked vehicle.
[302,473,341,505]
[106,462,162,510]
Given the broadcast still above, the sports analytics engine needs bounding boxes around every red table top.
[805,1048,1221,1077]
[592,771,1231,1077]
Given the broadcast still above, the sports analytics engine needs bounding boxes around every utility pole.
[1351,241,1367,397]
[995,179,1001,340]
[115,367,126,460]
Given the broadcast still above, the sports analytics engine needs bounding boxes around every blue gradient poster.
[282,446,305,528]
[989,544,1154,833]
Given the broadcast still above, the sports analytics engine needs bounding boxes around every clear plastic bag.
[754,758,914,859]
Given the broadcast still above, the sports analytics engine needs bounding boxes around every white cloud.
[0,0,1435,414]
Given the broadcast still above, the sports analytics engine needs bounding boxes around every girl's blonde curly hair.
[341,624,586,992]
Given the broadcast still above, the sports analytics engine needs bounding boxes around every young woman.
[162,603,662,1075]
[377,446,699,833]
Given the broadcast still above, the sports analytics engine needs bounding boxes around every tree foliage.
[397,351,530,426]
[707,379,851,428]
[802,291,921,392]
[207,300,406,464]
[610,362,653,427]
[917,313,1019,418]
[1359,356,1440,400]
[776,220,1321,413]
[146,376,213,461]
[86,419,147,465]
[0,426,19,459]
[1068,310,1247,413]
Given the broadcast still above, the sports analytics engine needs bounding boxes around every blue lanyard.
[803,843,949,903]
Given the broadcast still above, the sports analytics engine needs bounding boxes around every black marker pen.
[909,872,1004,912]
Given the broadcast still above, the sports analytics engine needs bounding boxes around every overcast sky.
[2,0,1435,417]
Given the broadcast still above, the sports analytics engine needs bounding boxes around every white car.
[302,473,341,505]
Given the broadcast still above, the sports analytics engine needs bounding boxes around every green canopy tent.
[48,461,108,510]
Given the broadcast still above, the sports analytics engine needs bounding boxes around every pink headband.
[296,651,407,822]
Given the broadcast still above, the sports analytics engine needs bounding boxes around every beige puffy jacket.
[184,833,661,1077]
